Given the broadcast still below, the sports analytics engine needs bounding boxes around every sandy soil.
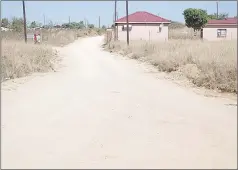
[2,36,237,169]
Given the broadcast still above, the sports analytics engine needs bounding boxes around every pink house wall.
[116,23,169,42]
[203,25,237,41]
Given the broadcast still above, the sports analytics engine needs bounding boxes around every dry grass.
[41,28,104,46]
[2,28,105,46]
[1,40,57,82]
[104,36,237,93]
[169,27,201,40]
[1,28,106,81]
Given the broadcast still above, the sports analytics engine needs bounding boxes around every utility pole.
[22,0,27,43]
[99,16,101,28]
[114,0,117,40]
[84,18,88,28]
[43,14,46,26]
[216,0,219,19]
[126,0,129,45]
[69,16,71,24]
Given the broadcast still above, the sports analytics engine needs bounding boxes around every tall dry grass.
[1,28,106,81]
[104,32,237,93]
[1,40,57,81]
[2,28,105,46]
[40,28,104,46]
[169,27,201,40]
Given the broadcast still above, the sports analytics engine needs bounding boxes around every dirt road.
[2,36,237,169]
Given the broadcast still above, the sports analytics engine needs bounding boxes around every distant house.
[115,11,171,41]
[202,18,237,41]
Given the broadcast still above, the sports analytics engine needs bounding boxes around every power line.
[43,14,46,26]
[99,16,101,28]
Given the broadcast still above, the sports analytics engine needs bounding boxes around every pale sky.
[2,1,237,27]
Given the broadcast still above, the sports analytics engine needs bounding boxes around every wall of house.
[203,25,237,41]
[116,23,169,42]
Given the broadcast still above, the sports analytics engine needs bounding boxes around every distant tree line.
[1,17,107,32]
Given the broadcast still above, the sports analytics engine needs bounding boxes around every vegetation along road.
[2,36,237,169]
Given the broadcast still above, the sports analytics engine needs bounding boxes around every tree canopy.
[1,18,9,28]
[207,12,229,20]
[62,21,85,29]
[183,8,208,31]
[11,17,24,32]
[30,21,42,28]
[88,24,94,29]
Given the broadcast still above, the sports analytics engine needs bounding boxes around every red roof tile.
[115,11,171,23]
[207,18,237,25]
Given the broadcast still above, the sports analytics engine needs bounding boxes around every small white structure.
[203,18,237,41]
[1,27,10,31]
[115,11,171,42]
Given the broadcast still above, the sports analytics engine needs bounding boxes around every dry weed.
[1,40,57,81]
[105,38,237,93]
[1,28,106,81]
[2,28,105,46]
[169,27,201,40]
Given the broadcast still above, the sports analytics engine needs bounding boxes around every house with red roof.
[114,11,171,41]
[202,17,237,41]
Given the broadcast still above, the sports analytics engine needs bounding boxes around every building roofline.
[115,11,171,23]
[115,21,171,24]
[205,23,237,26]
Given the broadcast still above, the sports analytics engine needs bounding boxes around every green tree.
[183,8,208,31]
[11,17,24,32]
[62,21,85,29]
[1,18,9,28]
[207,13,217,20]
[78,21,85,29]
[88,24,94,29]
[102,25,106,30]
[217,12,229,20]
[30,21,37,28]
[208,12,229,20]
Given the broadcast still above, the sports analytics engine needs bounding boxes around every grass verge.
[104,38,237,93]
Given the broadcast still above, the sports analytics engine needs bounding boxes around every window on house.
[217,29,227,38]
[122,25,132,31]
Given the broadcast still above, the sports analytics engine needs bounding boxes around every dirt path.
[2,36,237,169]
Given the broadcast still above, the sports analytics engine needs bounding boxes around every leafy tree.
[102,25,106,29]
[62,21,85,29]
[208,12,229,20]
[10,17,24,32]
[88,24,94,29]
[47,20,54,28]
[1,18,9,28]
[62,23,70,28]
[30,21,37,28]
[207,13,217,20]
[183,8,208,31]
[218,12,229,20]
